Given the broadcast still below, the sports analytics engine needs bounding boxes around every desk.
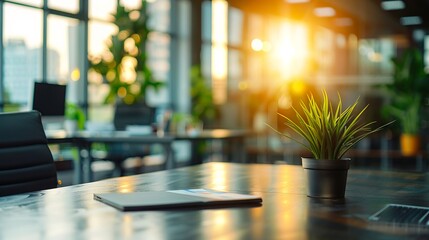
[1,162,428,239]
[46,129,251,184]
[172,129,251,164]
[46,130,174,183]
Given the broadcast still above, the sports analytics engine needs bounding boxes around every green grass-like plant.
[271,90,389,160]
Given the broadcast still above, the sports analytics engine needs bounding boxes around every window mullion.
[0,2,3,110]
[81,0,89,115]
[42,0,47,82]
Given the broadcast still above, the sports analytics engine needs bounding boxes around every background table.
[46,130,174,183]
[171,129,251,164]
[46,129,251,183]
[1,162,428,239]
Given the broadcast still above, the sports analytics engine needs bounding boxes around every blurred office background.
[0,0,428,184]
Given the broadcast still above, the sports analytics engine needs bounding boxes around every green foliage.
[270,90,389,160]
[89,0,164,105]
[381,95,420,134]
[381,48,429,134]
[190,65,216,123]
[65,103,85,130]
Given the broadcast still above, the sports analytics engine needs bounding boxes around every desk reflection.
[1,162,428,239]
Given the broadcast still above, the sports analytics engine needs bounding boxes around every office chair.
[93,102,156,177]
[113,102,155,131]
[0,111,58,196]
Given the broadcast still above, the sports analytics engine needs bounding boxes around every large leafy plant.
[190,65,216,124]
[271,90,388,160]
[381,48,429,134]
[89,0,163,105]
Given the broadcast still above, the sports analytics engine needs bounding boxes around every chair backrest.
[113,102,155,131]
[0,111,58,196]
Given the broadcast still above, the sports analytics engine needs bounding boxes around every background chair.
[92,102,156,177]
[113,102,155,131]
[0,111,58,196]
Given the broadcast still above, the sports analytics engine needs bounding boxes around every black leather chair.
[0,111,58,196]
[93,102,156,177]
[113,102,155,131]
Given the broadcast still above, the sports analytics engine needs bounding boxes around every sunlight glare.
[251,39,264,52]
[211,0,228,104]
[118,178,136,193]
[314,7,336,17]
[290,80,306,95]
[212,0,228,44]
[271,22,309,79]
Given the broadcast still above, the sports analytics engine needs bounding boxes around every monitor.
[31,82,66,129]
[32,82,66,116]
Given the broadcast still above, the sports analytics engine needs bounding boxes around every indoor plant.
[64,103,85,132]
[270,90,388,198]
[381,48,429,156]
[189,65,216,130]
[170,65,217,134]
[89,0,164,105]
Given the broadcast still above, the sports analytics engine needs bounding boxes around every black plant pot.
[302,157,351,199]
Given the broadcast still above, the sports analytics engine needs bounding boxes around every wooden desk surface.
[2,162,428,239]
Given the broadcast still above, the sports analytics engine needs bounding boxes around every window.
[148,0,170,32]
[1,1,83,112]
[89,0,116,21]
[0,0,174,117]
[47,15,81,83]
[3,3,43,111]
[8,0,42,7]
[48,0,79,14]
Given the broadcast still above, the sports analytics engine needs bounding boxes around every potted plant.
[381,48,429,156]
[269,90,388,198]
[64,103,85,133]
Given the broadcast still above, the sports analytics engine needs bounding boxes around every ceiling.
[227,0,429,39]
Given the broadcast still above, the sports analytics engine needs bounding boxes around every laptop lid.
[94,189,262,211]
